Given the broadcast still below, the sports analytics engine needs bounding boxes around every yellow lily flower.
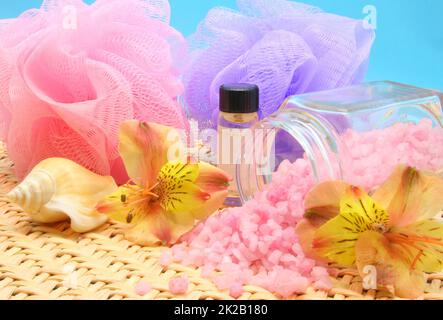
[296,165,443,298]
[96,120,230,246]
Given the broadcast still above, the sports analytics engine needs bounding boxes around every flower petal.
[156,161,229,239]
[188,188,229,220]
[311,186,389,266]
[119,120,186,187]
[156,161,210,212]
[190,161,231,219]
[99,160,229,246]
[304,181,350,221]
[95,184,149,224]
[372,165,443,227]
[355,231,425,299]
[194,161,231,193]
[156,161,229,214]
[386,220,443,273]
[393,266,425,299]
[340,186,390,232]
[295,218,330,262]
[98,188,195,246]
[312,215,359,266]
[124,203,194,246]
[296,181,349,261]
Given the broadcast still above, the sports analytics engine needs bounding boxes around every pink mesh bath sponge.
[0,0,188,183]
[183,0,375,127]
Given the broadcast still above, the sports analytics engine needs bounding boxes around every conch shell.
[6,158,118,232]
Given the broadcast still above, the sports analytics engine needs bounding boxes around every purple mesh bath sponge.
[183,0,376,127]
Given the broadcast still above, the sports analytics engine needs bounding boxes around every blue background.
[1,0,442,90]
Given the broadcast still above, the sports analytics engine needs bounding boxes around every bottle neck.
[219,111,259,124]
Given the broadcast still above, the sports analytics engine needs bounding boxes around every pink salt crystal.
[174,250,187,262]
[314,278,333,291]
[261,259,275,270]
[231,233,241,244]
[249,272,270,289]
[282,228,295,241]
[247,235,258,252]
[172,244,186,261]
[169,276,189,295]
[278,159,292,172]
[214,274,235,290]
[269,250,283,265]
[181,255,195,267]
[259,224,272,235]
[221,237,231,247]
[232,248,244,262]
[220,256,233,268]
[229,283,244,299]
[273,272,310,298]
[311,266,330,279]
[223,227,233,235]
[414,128,430,142]
[135,281,151,296]
[211,241,224,253]
[281,254,298,264]
[297,259,316,275]
[189,249,204,266]
[238,243,256,261]
[258,241,270,255]
[160,251,172,267]
[201,264,215,277]
[208,252,222,265]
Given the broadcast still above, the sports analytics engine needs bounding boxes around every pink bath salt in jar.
[236,81,443,203]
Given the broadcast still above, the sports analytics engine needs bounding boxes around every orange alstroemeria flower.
[296,165,443,298]
[97,120,230,246]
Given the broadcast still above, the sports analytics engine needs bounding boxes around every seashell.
[7,158,118,233]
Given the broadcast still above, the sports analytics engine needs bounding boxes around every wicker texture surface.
[0,146,442,300]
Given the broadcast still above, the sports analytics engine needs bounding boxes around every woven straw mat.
[0,145,442,300]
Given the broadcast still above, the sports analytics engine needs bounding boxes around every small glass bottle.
[236,81,443,203]
[217,84,259,206]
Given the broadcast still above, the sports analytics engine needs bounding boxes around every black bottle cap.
[220,83,259,113]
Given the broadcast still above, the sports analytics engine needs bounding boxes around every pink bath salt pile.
[340,119,443,189]
[168,159,325,298]
[166,120,443,298]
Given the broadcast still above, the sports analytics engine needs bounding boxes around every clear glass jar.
[236,81,443,203]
